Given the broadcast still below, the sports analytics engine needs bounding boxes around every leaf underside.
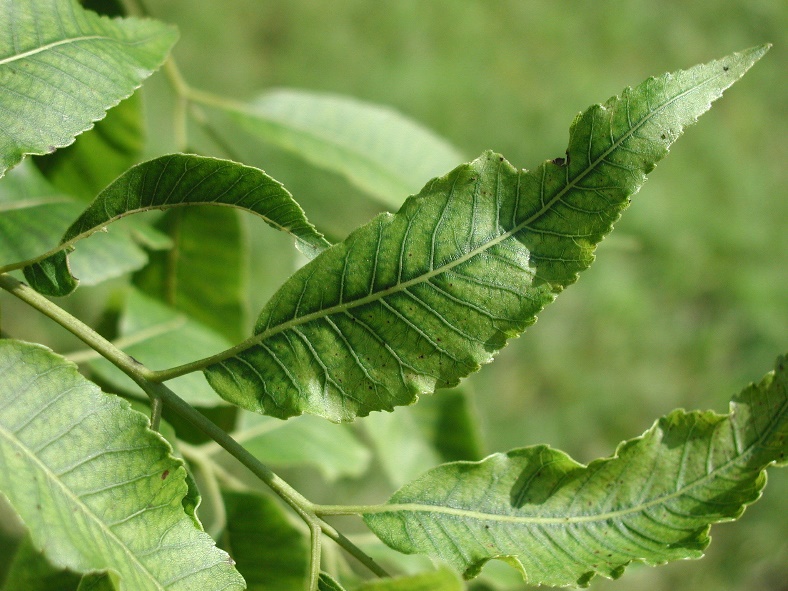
[203,46,768,422]
[363,355,787,587]
[0,0,177,178]
[0,339,244,590]
[23,153,330,296]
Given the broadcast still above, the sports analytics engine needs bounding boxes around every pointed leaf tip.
[204,48,766,422]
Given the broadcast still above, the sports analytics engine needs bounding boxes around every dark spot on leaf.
[723,65,729,72]
[499,156,504,162]
[161,470,169,480]
[47,145,56,154]
[484,524,490,529]
[661,134,666,140]
[551,157,566,166]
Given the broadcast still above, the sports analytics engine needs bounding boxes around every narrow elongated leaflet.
[363,356,787,586]
[0,0,177,178]
[202,46,768,422]
[23,154,330,295]
[0,340,245,590]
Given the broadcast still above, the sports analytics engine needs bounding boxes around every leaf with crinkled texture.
[364,356,787,586]
[207,88,465,209]
[23,153,330,296]
[0,0,177,178]
[0,339,245,591]
[203,46,768,422]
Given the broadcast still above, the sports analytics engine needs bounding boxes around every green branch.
[0,272,389,587]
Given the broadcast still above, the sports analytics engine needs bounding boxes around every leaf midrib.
[0,410,164,589]
[218,69,724,359]
[0,36,109,66]
[363,395,787,527]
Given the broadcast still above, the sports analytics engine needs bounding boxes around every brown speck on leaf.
[161,470,169,480]
[723,65,729,72]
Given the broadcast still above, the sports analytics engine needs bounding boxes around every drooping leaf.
[0,161,169,284]
[203,47,768,422]
[0,0,177,178]
[34,94,144,200]
[231,411,371,481]
[355,567,463,591]
[86,288,233,407]
[23,153,330,296]
[0,339,244,590]
[363,355,787,586]
[134,206,248,342]
[220,490,310,591]
[204,88,465,209]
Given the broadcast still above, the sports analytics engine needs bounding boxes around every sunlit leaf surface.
[0,340,244,590]
[0,0,177,177]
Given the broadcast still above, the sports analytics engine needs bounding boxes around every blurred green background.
[143,2,786,588]
[4,0,787,589]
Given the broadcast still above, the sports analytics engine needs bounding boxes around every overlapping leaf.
[0,0,177,178]
[0,339,244,590]
[205,88,465,208]
[363,356,787,586]
[23,153,330,296]
[0,161,169,284]
[203,46,767,422]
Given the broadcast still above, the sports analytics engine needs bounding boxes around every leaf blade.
[0,0,177,178]
[363,355,787,586]
[0,339,245,590]
[23,153,330,296]
[204,47,768,421]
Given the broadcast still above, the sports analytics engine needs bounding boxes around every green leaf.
[233,411,371,481]
[23,153,330,296]
[34,94,144,200]
[134,206,248,342]
[0,0,177,178]
[317,573,346,591]
[204,47,768,422]
[2,535,83,591]
[0,162,168,284]
[86,289,234,407]
[0,340,244,590]
[2,536,120,591]
[363,355,787,586]
[220,490,310,591]
[205,88,465,209]
[355,567,463,591]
